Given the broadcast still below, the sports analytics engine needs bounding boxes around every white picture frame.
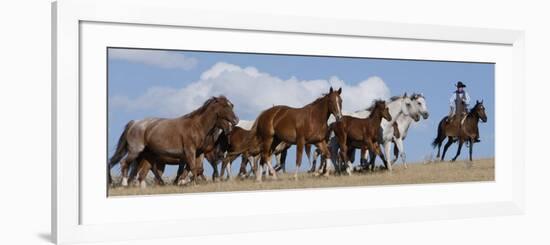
[52,0,525,244]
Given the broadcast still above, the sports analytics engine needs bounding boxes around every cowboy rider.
[447,81,480,143]
[447,81,470,122]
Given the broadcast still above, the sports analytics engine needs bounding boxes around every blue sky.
[108,48,494,176]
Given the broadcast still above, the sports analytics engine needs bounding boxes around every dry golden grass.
[108,158,494,197]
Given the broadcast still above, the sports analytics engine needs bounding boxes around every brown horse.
[432,100,487,162]
[219,126,290,180]
[332,100,392,174]
[108,96,238,186]
[129,122,230,187]
[216,125,264,180]
[252,87,343,181]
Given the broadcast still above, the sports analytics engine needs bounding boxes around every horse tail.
[431,118,445,148]
[109,120,134,167]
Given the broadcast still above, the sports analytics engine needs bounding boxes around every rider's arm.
[449,93,456,107]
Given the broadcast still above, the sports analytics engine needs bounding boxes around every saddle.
[447,112,466,126]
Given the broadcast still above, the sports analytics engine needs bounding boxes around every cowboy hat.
[455,81,466,88]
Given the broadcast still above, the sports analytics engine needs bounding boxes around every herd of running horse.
[108,87,487,188]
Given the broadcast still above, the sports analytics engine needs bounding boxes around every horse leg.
[383,140,392,167]
[441,137,455,161]
[210,157,219,182]
[120,159,131,187]
[468,138,474,162]
[395,138,406,168]
[128,159,140,186]
[304,144,312,174]
[119,152,138,187]
[452,139,464,162]
[309,148,319,173]
[347,148,356,166]
[222,155,237,181]
[368,138,388,171]
[294,138,305,180]
[183,148,199,185]
[274,152,282,172]
[264,142,278,180]
[339,141,351,176]
[280,148,288,173]
[173,162,186,185]
[359,146,369,172]
[220,157,227,180]
[315,141,334,177]
[393,142,399,163]
[347,147,356,172]
[376,143,390,171]
[127,157,141,185]
[136,159,151,189]
[237,154,248,178]
[436,141,442,159]
[249,155,259,178]
[257,137,273,182]
[225,159,232,180]
[150,162,165,186]
[367,148,376,171]
[196,154,207,183]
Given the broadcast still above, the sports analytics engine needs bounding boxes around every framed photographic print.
[52,0,525,244]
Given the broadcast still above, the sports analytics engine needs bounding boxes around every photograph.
[106,47,494,196]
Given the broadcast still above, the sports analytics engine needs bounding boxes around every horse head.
[373,100,392,122]
[398,93,420,122]
[327,87,343,121]
[211,96,239,134]
[473,100,487,123]
[411,93,429,120]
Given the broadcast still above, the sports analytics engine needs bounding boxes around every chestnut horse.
[252,87,343,181]
[108,96,238,186]
[332,100,392,174]
[432,100,487,162]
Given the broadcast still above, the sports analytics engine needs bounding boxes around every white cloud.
[111,62,391,119]
[109,48,198,70]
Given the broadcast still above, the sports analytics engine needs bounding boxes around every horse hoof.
[121,178,128,187]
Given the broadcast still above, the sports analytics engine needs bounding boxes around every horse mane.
[364,99,386,112]
[468,101,481,114]
[183,96,227,118]
[304,92,330,107]
[410,93,424,100]
[389,95,404,102]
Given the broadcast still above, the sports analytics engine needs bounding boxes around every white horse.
[376,93,429,169]
[313,93,429,173]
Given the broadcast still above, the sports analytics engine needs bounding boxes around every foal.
[332,100,392,174]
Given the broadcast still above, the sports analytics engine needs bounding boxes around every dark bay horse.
[108,96,238,186]
[217,125,265,180]
[432,100,487,162]
[332,100,392,174]
[251,87,343,181]
[219,126,293,180]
